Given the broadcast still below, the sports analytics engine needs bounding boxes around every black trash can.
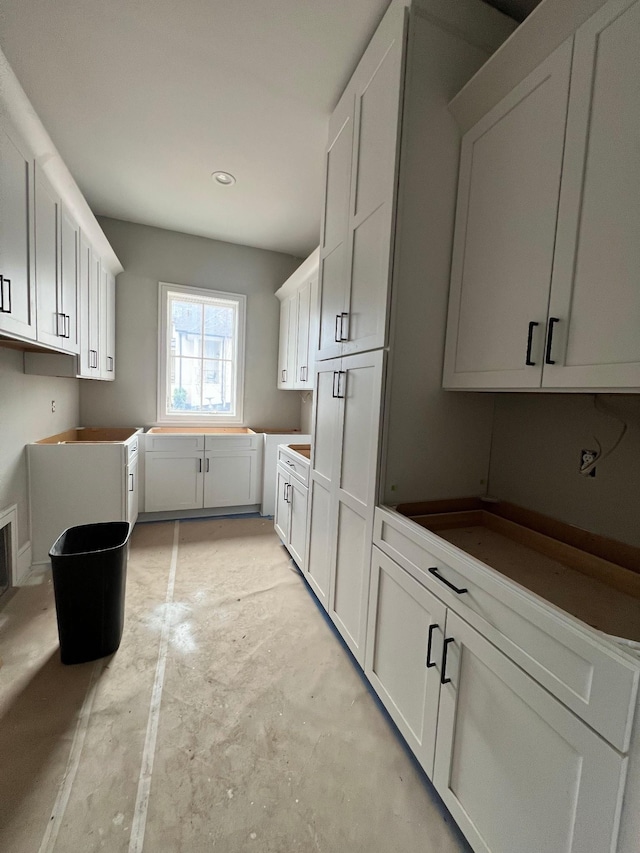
[49,521,132,665]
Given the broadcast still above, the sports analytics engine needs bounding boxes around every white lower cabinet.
[274,446,310,570]
[27,430,142,566]
[433,611,626,853]
[144,433,262,513]
[306,350,384,665]
[365,547,445,777]
[363,514,637,853]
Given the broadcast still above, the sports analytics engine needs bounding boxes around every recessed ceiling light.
[211,171,236,186]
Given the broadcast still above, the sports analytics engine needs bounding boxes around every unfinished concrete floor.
[0,517,468,852]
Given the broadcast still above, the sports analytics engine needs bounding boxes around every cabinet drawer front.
[204,434,259,451]
[145,435,205,452]
[277,448,310,485]
[374,507,639,751]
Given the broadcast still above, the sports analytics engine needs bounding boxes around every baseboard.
[138,505,261,523]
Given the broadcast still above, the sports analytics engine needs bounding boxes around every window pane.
[203,359,234,412]
[168,357,202,412]
[171,300,203,357]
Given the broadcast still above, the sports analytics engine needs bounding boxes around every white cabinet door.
[203,450,260,508]
[274,466,290,543]
[144,450,204,512]
[60,207,79,354]
[79,233,101,377]
[288,475,308,570]
[316,2,405,362]
[342,1,406,357]
[443,41,572,390]
[329,349,384,665]
[316,91,354,361]
[34,166,62,349]
[295,277,314,387]
[365,547,446,778]
[100,267,116,379]
[277,295,294,388]
[0,121,35,339]
[306,362,343,606]
[544,0,640,390]
[433,611,627,853]
[127,455,139,527]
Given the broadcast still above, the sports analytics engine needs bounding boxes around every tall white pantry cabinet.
[305,0,515,663]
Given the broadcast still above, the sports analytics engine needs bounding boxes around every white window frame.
[157,282,246,425]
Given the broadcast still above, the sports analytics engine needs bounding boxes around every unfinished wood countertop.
[396,498,640,643]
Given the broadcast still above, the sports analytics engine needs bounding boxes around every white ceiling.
[0,0,540,258]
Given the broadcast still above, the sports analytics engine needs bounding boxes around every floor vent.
[0,506,18,597]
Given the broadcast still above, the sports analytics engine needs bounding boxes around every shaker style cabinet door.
[34,166,62,349]
[315,0,406,362]
[328,349,384,665]
[316,93,354,362]
[433,611,627,853]
[443,41,572,389]
[544,0,640,390]
[60,207,80,354]
[365,547,446,778]
[144,451,204,512]
[305,360,344,606]
[342,1,406,358]
[0,121,35,340]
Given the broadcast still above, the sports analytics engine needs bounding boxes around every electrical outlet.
[580,448,597,477]
[51,400,56,413]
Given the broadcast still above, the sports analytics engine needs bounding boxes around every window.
[158,283,246,424]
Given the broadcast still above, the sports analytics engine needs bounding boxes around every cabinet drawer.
[374,507,639,751]
[277,448,310,485]
[204,434,259,451]
[145,434,205,452]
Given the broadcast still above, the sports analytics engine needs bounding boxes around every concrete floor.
[0,517,468,852]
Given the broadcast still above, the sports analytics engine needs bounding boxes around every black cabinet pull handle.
[65,314,71,339]
[129,472,134,492]
[428,566,468,595]
[340,312,349,342]
[0,276,12,313]
[426,623,438,668]
[525,321,539,366]
[332,371,339,398]
[206,457,210,473]
[281,368,287,382]
[545,317,560,365]
[334,314,342,343]
[333,370,346,399]
[198,457,202,473]
[441,637,455,685]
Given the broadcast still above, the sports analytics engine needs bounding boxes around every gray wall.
[81,218,303,430]
[0,349,79,550]
[488,394,640,546]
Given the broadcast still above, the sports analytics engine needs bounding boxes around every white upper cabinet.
[1,48,122,366]
[275,248,319,390]
[444,0,640,392]
[34,166,62,349]
[545,0,640,389]
[60,206,80,354]
[0,119,36,340]
[315,2,406,361]
[78,233,101,378]
[100,266,116,379]
[443,42,572,389]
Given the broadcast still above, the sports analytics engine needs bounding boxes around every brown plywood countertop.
[35,427,141,444]
[396,498,640,644]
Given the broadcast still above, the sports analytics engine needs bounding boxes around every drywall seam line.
[38,658,105,853]
[128,520,179,853]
